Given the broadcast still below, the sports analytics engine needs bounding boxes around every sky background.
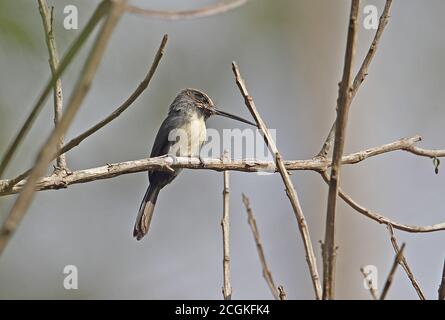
[0,0,444,299]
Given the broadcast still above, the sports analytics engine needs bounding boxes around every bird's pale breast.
[170,113,206,157]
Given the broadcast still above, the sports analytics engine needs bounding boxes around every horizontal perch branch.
[0,135,442,196]
[1,137,444,236]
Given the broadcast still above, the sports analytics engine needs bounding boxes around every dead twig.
[360,267,378,300]
[323,0,360,300]
[278,285,287,300]
[2,34,168,192]
[380,243,405,300]
[242,193,280,300]
[0,0,125,257]
[221,169,232,300]
[126,0,248,20]
[319,170,445,233]
[37,0,67,171]
[387,224,426,299]
[317,0,393,158]
[439,258,445,300]
[0,0,109,178]
[56,34,167,158]
[7,134,445,194]
[232,61,322,300]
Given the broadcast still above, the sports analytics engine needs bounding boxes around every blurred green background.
[0,0,444,299]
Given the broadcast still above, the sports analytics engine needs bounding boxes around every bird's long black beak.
[213,108,257,127]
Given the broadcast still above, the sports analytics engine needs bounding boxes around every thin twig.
[406,146,445,158]
[316,0,393,158]
[126,0,248,20]
[360,267,378,300]
[2,34,168,192]
[319,170,445,233]
[221,168,232,300]
[0,0,109,178]
[0,0,125,256]
[242,193,280,300]
[38,0,67,171]
[323,0,360,300]
[232,61,322,300]
[56,34,168,158]
[387,224,426,299]
[278,285,287,300]
[380,243,405,300]
[439,258,445,300]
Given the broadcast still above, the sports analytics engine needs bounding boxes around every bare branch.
[0,139,443,235]
[317,0,393,158]
[360,267,378,300]
[37,0,67,171]
[0,0,109,178]
[319,170,445,233]
[242,193,280,300]
[3,135,421,193]
[2,34,168,192]
[439,258,445,300]
[0,0,125,256]
[387,224,426,299]
[0,139,443,237]
[380,243,405,300]
[221,168,232,300]
[57,34,168,158]
[232,61,322,300]
[323,0,360,300]
[405,146,445,158]
[125,0,248,20]
[278,285,287,300]
[1,135,443,201]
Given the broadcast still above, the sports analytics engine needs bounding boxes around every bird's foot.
[169,154,178,165]
[198,155,206,168]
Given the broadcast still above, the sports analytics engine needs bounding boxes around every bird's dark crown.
[182,88,214,107]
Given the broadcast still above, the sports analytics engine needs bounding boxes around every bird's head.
[178,88,256,126]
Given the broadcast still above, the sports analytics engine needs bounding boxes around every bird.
[133,88,256,240]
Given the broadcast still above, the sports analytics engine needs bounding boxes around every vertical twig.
[439,258,445,300]
[0,0,125,256]
[323,0,360,300]
[221,164,232,300]
[380,243,405,300]
[37,0,67,171]
[360,267,378,300]
[0,0,109,178]
[387,224,426,299]
[316,0,393,158]
[242,193,280,300]
[278,285,287,300]
[232,62,322,300]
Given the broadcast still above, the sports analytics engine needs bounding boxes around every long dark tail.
[133,184,161,240]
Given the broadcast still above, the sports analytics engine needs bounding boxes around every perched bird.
[133,88,256,240]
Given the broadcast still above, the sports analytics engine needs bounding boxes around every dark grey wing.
[150,111,186,157]
[148,112,186,184]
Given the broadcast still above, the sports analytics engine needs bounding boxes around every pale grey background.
[0,0,444,299]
